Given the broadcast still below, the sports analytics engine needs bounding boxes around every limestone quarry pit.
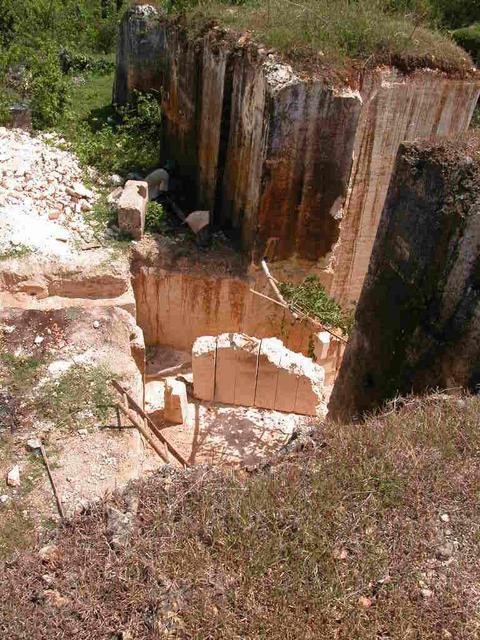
[1,6,479,549]
[0,128,344,531]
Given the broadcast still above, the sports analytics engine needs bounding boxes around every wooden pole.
[116,402,170,464]
[111,380,190,468]
[249,288,347,344]
[39,444,65,520]
[260,259,292,310]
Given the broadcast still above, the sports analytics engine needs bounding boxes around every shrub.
[145,201,165,233]
[279,275,354,334]
[452,23,480,65]
[59,48,115,75]
[28,45,71,128]
[63,91,162,176]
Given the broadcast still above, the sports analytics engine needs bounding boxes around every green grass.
[0,502,36,563]
[168,0,473,73]
[0,353,43,394]
[35,363,115,431]
[0,244,34,261]
[65,73,115,122]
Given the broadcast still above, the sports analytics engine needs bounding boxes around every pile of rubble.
[0,127,97,235]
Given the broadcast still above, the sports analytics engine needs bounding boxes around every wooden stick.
[249,287,347,344]
[145,361,192,381]
[111,380,190,467]
[249,287,287,310]
[116,402,170,464]
[261,259,292,309]
[39,444,65,520]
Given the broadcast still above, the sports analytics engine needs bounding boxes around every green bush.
[430,0,480,30]
[64,91,162,176]
[145,201,165,233]
[28,45,71,128]
[452,23,480,64]
[279,275,354,335]
[59,48,115,75]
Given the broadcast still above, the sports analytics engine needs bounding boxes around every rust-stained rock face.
[115,5,480,302]
[328,139,480,422]
[331,69,480,304]
[131,243,312,354]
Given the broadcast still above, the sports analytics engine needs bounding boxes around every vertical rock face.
[331,70,480,304]
[115,6,479,302]
[328,140,480,422]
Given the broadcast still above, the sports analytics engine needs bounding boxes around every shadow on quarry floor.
[145,377,316,467]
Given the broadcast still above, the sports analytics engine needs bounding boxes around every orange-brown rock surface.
[114,5,480,303]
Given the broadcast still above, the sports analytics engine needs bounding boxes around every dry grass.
[163,0,473,74]
[1,393,480,638]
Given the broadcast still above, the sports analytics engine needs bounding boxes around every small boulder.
[66,182,94,200]
[7,465,20,487]
[38,544,58,563]
[145,167,169,200]
[106,506,135,550]
[26,438,42,452]
[164,377,188,425]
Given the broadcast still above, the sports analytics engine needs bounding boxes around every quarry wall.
[130,242,344,383]
[328,139,480,421]
[114,5,480,304]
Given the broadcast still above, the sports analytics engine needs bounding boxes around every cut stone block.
[233,335,260,407]
[254,338,282,410]
[214,333,238,404]
[314,331,331,361]
[117,180,148,240]
[192,333,326,416]
[274,350,300,413]
[214,333,260,406]
[164,377,188,425]
[192,336,217,401]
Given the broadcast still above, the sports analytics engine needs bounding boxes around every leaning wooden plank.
[261,259,297,317]
[116,402,170,464]
[111,380,190,468]
[145,361,192,381]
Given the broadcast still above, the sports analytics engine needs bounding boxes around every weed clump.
[279,275,353,334]
[36,363,115,431]
[0,244,33,261]
[0,353,43,394]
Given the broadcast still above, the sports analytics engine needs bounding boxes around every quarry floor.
[0,128,320,558]
[145,346,315,467]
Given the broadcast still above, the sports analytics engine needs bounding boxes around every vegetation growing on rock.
[279,276,354,335]
[161,0,477,74]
